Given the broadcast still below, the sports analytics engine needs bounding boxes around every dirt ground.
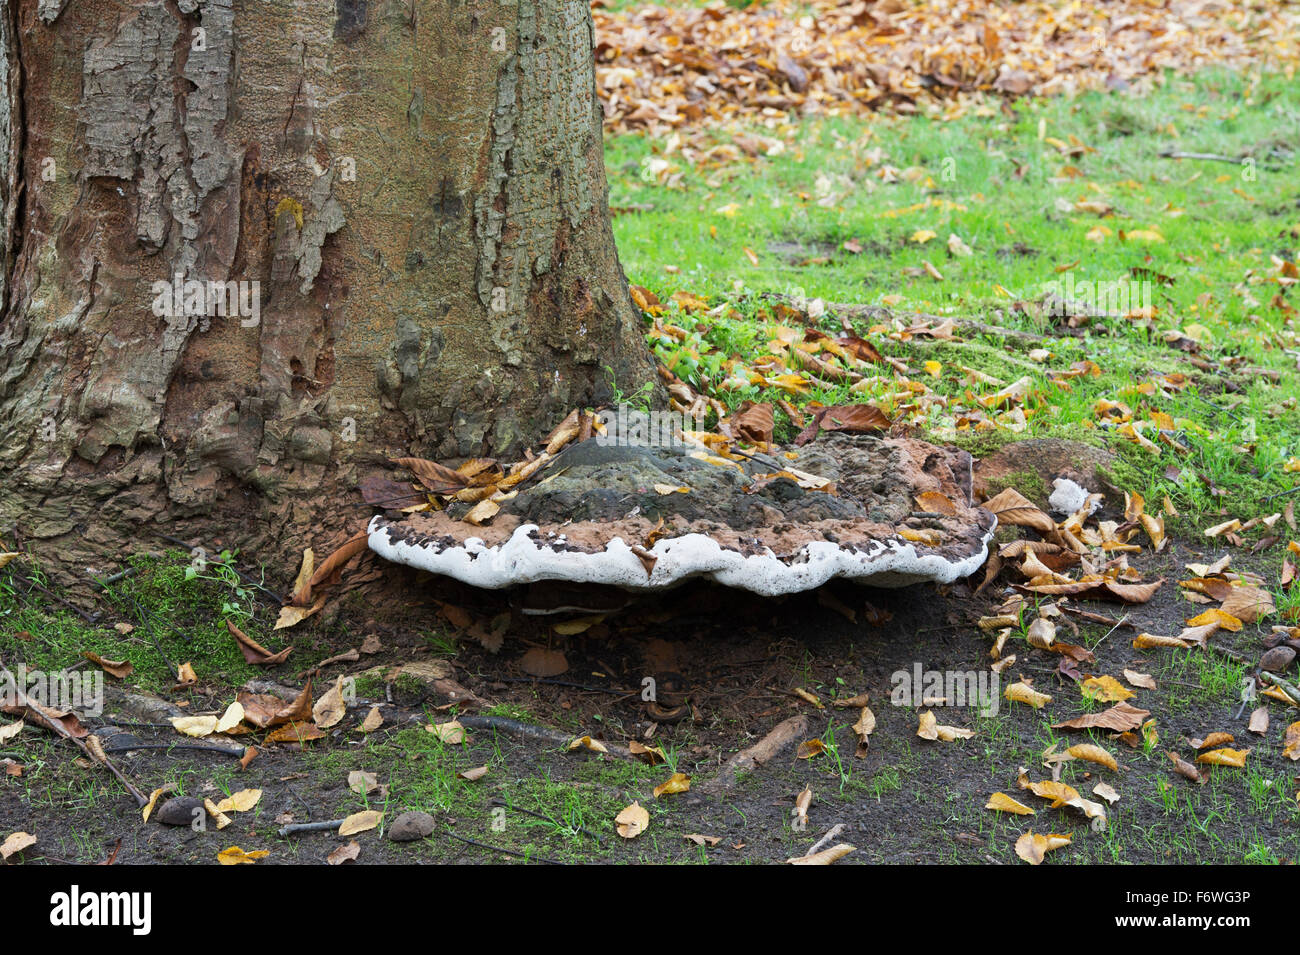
[3,515,1297,867]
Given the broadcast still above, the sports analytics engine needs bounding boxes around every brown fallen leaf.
[327,841,361,865]
[519,648,568,678]
[1123,669,1157,690]
[1283,722,1300,760]
[226,620,292,666]
[1187,732,1234,750]
[427,720,466,744]
[312,676,347,730]
[359,706,384,733]
[1,831,37,860]
[793,403,891,446]
[983,488,1056,533]
[263,721,326,744]
[1247,707,1270,736]
[796,738,827,759]
[1054,702,1150,732]
[615,802,649,839]
[82,652,134,679]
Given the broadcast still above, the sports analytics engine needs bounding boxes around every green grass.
[606,67,1300,524]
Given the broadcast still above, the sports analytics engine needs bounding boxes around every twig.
[1262,485,1300,502]
[492,676,630,695]
[456,715,633,759]
[1157,149,1246,164]
[278,818,347,837]
[102,741,247,758]
[10,572,99,625]
[1259,671,1300,707]
[490,798,605,844]
[696,714,810,796]
[0,656,148,807]
[1091,613,1130,651]
[443,829,563,865]
[805,823,847,857]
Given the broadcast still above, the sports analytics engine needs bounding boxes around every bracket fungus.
[368,433,996,597]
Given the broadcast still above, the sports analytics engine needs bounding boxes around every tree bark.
[0,0,656,580]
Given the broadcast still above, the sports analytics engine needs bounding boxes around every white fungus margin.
[367,515,998,597]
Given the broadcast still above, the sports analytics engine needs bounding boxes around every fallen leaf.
[338,810,384,837]
[1196,747,1249,767]
[1015,831,1071,865]
[787,843,856,865]
[653,773,691,798]
[985,792,1035,815]
[1081,675,1136,702]
[216,846,269,865]
[1066,743,1118,771]
[82,652,133,679]
[312,676,347,730]
[214,789,262,814]
[327,841,360,865]
[1,831,37,860]
[519,648,569,677]
[171,715,218,738]
[427,720,466,744]
[1004,681,1051,709]
[615,802,649,839]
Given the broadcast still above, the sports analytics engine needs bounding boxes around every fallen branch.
[456,715,633,759]
[0,656,148,807]
[444,830,563,865]
[1260,671,1300,707]
[278,818,347,837]
[805,823,847,857]
[1157,149,1246,164]
[102,740,248,758]
[696,713,810,795]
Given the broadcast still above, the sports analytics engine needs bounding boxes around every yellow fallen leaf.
[214,788,262,814]
[216,846,269,865]
[1081,675,1135,702]
[1015,831,1071,865]
[797,738,827,759]
[1066,743,1118,771]
[985,792,1035,815]
[653,773,691,798]
[917,710,974,741]
[787,843,856,865]
[171,715,218,738]
[338,810,384,836]
[1004,681,1051,709]
[567,735,609,754]
[1196,747,1250,767]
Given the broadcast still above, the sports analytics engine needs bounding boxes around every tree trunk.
[0,0,656,581]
